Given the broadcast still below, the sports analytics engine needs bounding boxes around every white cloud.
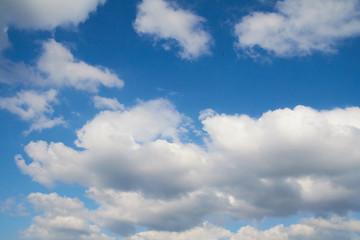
[16,100,360,233]
[126,216,360,240]
[22,193,115,240]
[0,89,64,133]
[126,222,232,240]
[16,99,200,196]
[0,40,124,91]
[36,39,124,92]
[234,0,360,57]
[93,96,124,110]
[134,0,212,59]
[22,193,360,240]
[87,188,218,235]
[230,216,360,240]
[24,195,360,240]
[0,0,106,51]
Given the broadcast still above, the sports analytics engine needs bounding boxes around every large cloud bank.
[17,99,360,237]
[234,0,360,57]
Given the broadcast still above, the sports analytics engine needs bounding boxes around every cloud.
[0,39,123,91]
[16,99,198,196]
[126,222,232,240]
[128,216,360,240]
[22,193,360,240]
[230,216,360,240]
[16,100,360,233]
[0,197,28,216]
[36,39,124,92]
[87,188,218,234]
[0,0,106,51]
[0,89,64,133]
[234,0,360,57]
[134,0,212,59]
[0,57,42,85]
[23,194,360,240]
[93,96,124,110]
[22,193,115,240]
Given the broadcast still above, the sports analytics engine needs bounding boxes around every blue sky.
[1,0,360,239]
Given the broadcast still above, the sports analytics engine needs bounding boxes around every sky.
[1,0,360,239]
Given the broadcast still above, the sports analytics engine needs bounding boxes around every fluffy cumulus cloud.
[0,89,64,133]
[16,99,360,236]
[134,0,212,59]
[22,193,115,240]
[234,0,360,57]
[0,0,106,51]
[22,193,360,240]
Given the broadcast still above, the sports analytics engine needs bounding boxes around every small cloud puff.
[134,0,212,59]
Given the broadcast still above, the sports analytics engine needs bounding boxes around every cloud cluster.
[0,0,106,51]
[17,99,360,235]
[234,0,360,57]
[0,89,64,133]
[134,0,212,59]
[22,193,115,240]
[23,192,360,240]
[0,39,124,132]
[128,216,360,240]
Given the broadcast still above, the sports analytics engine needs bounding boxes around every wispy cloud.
[0,89,64,133]
[93,96,124,111]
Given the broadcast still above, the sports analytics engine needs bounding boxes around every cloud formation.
[0,89,64,133]
[36,40,124,92]
[23,193,360,240]
[22,193,115,240]
[0,39,124,92]
[234,0,360,57]
[16,99,360,235]
[93,96,124,110]
[0,0,106,51]
[134,0,212,59]
[128,217,360,240]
